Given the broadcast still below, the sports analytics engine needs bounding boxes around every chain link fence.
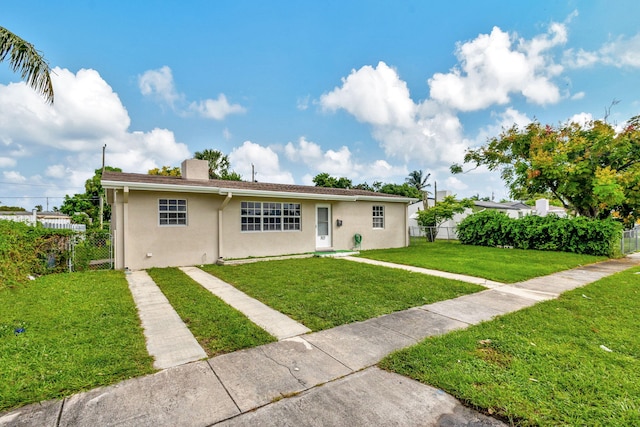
[409,226,458,242]
[69,229,113,271]
[621,228,640,255]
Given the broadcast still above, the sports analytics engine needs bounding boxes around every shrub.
[0,220,72,289]
[457,211,622,257]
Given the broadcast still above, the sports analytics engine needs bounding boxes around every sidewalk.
[2,256,638,426]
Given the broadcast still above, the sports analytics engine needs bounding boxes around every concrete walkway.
[2,256,639,426]
[180,266,311,340]
[343,255,505,288]
[125,270,207,369]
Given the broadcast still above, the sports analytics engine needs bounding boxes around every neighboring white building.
[0,210,85,231]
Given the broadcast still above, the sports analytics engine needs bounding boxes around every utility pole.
[99,144,106,229]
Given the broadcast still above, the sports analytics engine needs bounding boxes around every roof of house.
[101,171,417,203]
[474,200,531,210]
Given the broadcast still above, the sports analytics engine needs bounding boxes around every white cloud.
[319,64,469,168]
[189,94,246,120]
[567,112,593,127]
[444,176,468,191]
[284,136,407,181]
[138,66,181,106]
[229,140,295,184]
[564,33,640,69]
[3,170,26,182]
[297,95,310,111]
[429,24,565,111]
[320,62,416,127]
[571,91,585,100]
[0,67,191,205]
[0,157,16,168]
[45,164,67,178]
[473,107,532,146]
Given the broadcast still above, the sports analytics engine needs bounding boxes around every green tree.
[148,166,181,176]
[416,195,473,241]
[406,170,431,208]
[378,183,422,199]
[0,26,54,104]
[194,149,241,180]
[312,173,353,189]
[60,166,122,226]
[453,116,640,226]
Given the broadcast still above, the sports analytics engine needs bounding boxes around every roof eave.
[101,180,416,203]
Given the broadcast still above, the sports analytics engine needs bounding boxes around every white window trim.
[241,201,301,232]
[372,205,384,229]
[158,198,188,226]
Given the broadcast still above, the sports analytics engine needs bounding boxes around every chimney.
[181,159,209,180]
[536,198,549,216]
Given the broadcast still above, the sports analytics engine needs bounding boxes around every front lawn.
[201,257,483,331]
[380,266,640,426]
[0,271,154,413]
[358,239,606,283]
[147,268,276,355]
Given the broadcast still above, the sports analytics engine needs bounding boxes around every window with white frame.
[241,201,301,232]
[159,199,187,226]
[372,205,384,229]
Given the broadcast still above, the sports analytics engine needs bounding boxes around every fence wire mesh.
[621,228,640,255]
[70,230,113,271]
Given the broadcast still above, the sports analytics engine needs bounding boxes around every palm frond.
[0,26,54,104]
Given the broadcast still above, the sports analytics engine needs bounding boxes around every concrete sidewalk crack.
[206,361,241,413]
[259,347,308,389]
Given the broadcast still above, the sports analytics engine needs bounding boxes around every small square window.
[159,199,187,226]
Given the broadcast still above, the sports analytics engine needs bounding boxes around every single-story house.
[102,159,417,270]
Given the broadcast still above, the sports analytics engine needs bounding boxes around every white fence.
[42,222,86,232]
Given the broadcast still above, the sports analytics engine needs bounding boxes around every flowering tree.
[452,116,640,226]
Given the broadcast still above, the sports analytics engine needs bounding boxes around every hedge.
[456,211,622,257]
[0,220,72,289]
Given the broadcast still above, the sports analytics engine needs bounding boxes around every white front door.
[316,204,331,249]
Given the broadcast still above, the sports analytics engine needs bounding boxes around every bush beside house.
[0,220,72,289]
[457,210,622,257]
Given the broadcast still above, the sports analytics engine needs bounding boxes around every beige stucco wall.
[221,197,408,259]
[111,190,220,270]
[109,189,409,268]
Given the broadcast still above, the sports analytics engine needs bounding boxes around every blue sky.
[2,1,640,210]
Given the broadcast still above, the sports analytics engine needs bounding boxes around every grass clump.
[380,266,640,426]
[201,257,483,331]
[359,239,605,283]
[0,271,154,412]
[147,268,276,356]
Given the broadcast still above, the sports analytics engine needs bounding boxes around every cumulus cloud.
[319,63,469,167]
[229,141,295,184]
[564,33,640,69]
[189,94,246,120]
[0,67,190,206]
[138,66,182,106]
[429,24,566,111]
[284,137,407,181]
[321,62,416,127]
[139,65,246,120]
[567,112,593,127]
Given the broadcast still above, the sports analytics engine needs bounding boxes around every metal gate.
[69,229,114,271]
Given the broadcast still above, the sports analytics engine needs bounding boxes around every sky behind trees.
[1,1,640,209]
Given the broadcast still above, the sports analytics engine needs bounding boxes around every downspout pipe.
[218,192,232,263]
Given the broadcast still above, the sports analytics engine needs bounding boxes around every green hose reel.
[354,233,362,249]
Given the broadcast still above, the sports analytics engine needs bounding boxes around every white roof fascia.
[101,180,414,203]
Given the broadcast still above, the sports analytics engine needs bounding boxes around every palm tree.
[0,26,54,104]
[406,170,431,208]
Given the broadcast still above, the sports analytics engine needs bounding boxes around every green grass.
[358,239,606,283]
[201,257,484,331]
[0,271,154,413]
[147,268,276,355]
[380,266,640,426]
